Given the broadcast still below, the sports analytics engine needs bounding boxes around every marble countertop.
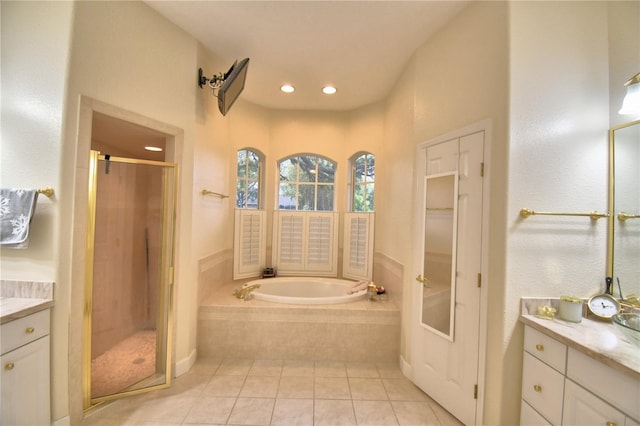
[0,297,54,324]
[0,280,55,324]
[520,298,639,380]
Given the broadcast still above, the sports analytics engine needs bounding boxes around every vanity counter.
[0,297,54,324]
[520,298,639,380]
[0,280,54,325]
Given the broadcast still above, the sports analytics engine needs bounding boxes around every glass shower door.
[84,151,176,407]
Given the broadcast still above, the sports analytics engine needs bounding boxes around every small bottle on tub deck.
[367,282,378,301]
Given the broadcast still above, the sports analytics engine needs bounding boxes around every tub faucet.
[233,284,261,300]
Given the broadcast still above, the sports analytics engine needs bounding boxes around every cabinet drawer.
[524,326,567,373]
[0,309,50,355]
[567,348,640,422]
[522,352,565,425]
[521,400,552,426]
[563,378,626,426]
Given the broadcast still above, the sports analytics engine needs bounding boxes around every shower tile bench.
[198,282,400,362]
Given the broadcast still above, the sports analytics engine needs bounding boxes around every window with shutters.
[349,152,375,212]
[272,211,339,276]
[343,152,375,280]
[233,209,266,279]
[278,154,336,211]
[236,148,264,209]
[275,154,338,275]
[343,212,375,281]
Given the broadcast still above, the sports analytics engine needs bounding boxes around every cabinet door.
[1,336,50,426]
[567,347,640,421]
[563,379,625,426]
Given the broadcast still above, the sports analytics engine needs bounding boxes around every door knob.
[415,274,430,288]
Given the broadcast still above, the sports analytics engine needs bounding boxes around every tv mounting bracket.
[198,68,224,91]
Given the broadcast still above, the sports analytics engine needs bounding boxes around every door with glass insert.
[412,131,484,425]
[84,151,176,407]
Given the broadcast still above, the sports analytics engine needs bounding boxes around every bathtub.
[245,277,368,305]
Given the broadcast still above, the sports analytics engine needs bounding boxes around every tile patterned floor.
[83,358,463,426]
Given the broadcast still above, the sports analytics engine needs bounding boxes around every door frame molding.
[411,119,492,424]
[71,96,183,412]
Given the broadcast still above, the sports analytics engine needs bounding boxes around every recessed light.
[322,86,337,95]
[281,84,295,93]
[145,146,163,152]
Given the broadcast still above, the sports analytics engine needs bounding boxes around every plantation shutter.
[233,209,266,279]
[275,212,304,270]
[307,215,331,265]
[273,211,338,276]
[343,212,375,281]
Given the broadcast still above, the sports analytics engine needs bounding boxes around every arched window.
[278,154,336,211]
[236,148,263,209]
[349,152,375,212]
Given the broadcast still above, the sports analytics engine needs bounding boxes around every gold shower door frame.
[83,150,177,409]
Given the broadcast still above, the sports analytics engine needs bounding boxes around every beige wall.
[1,1,74,422]
[505,2,612,423]
[387,2,510,422]
[60,1,203,421]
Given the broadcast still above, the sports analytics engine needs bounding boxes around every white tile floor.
[83,358,463,426]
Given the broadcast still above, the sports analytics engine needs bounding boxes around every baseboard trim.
[174,348,196,377]
[52,416,70,426]
[399,354,412,380]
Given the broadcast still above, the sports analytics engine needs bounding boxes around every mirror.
[609,119,640,299]
[421,172,458,339]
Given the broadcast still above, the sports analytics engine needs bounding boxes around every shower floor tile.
[90,330,157,399]
[82,358,463,426]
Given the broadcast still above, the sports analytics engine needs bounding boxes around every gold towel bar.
[36,187,54,197]
[520,208,609,221]
[618,212,640,221]
[201,189,228,199]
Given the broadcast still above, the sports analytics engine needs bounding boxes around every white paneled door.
[412,131,485,425]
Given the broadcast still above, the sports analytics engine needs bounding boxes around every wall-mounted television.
[218,58,250,116]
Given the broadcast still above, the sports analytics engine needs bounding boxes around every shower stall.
[83,149,176,407]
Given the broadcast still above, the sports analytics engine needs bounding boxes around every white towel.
[348,280,369,294]
[0,188,38,249]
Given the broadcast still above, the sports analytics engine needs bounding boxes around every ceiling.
[92,112,167,161]
[145,1,469,112]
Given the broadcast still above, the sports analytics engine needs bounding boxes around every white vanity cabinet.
[0,308,51,426]
[521,325,640,426]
